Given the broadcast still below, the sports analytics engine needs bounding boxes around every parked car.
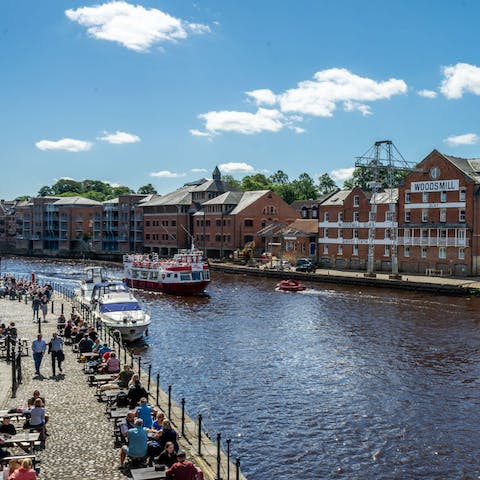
[296,258,315,272]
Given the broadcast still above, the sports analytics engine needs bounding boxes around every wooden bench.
[0,454,37,468]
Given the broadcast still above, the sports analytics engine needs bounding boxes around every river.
[2,256,480,479]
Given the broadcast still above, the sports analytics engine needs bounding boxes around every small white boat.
[77,267,151,342]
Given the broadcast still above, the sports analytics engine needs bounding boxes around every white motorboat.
[78,267,151,342]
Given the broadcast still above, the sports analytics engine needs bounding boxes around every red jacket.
[165,460,197,480]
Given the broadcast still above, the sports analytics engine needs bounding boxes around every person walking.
[31,334,47,377]
[40,294,49,323]
[32,294,41,323]
[48,332,64,377]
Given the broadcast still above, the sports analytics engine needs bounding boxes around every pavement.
[0,296,125,480]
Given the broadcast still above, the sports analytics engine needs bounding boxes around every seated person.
[0,417,16,436]
[136,397,155,429]
[99,352,120,374]
[155,441,177,468]
[151,412,165,437]
[165,451,197,480]
[7,457,37,480]
[120,418,148,466]
[78,334,94,353]
[26,398,47,440]
[127,377,148,409]
[100,364,133,391]
[119,411,136,441]
[158,420,179,453]
[0,435,11,460]
[27,390,46,409]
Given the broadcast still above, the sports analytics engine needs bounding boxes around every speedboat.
[276,279,307,292]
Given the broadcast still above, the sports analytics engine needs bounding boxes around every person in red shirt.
[165,451,198,480]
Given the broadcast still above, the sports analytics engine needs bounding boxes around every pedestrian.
[40,294,48,323]
[32,294,41,322]
[31,334,47,377]
[48,332,64,377]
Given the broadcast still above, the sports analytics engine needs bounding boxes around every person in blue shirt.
[136,397,155,428]
[120,418,148,466]
[31,334,47,376]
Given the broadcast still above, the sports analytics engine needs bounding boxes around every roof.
[102,198,119,205]
[321,189,352,206]
[283,219,318,235]
[140,185,194,207]
[191,179,240,193]
[53,196,102,206]
[371,188,398,204]
[230,190,270,215]
[291,190,339,210]
[441,152,480,183]
[202,191,244,206]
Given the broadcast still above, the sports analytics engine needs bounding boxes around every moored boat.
[276,279,307,292]
[77,267,151,342]
[123,249,210,295]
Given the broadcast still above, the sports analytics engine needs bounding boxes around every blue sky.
[2,0,480,199]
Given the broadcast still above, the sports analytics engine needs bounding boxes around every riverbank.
[0,293,246,480]
[210,262,480,295]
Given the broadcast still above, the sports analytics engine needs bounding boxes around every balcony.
[398,237,468,247]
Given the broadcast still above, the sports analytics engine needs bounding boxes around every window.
[440,209,446,222]
[384,245,390,257]
[324,229,329,238]
[422,210,428,222]
[301,207,308,218]
[312,207,318,219]
[459,248,465,260]
[404,228,410,241]
[458,229,466,245]
[440,191,447,202]
[353,229,359,238]
[324,212,329,222]
[459,210,466,222]
[422,229,428,239]
[422,192,429,203]
[440,229,447,239]
[338,245,343,255]
[171,220,176,227]
[405,191,411,203]
[323,244,328,254]
[216,219,221,227]
[385,211,393,221]
[404,246,410,257]
[353,195,360,207]
[338,212,343,222]
[405,210,411,223]
[439,247,447,259]
[244,219,254,227]
[354,212,360,222]
[146,220,150,227]
[385,229,391,239]
[338,229,343,238]
[460,189,466,201]
[353,244,358,256]
[421,246,427,258]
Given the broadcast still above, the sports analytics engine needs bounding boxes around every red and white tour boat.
[123,249,211,295]
[276,279,307,292]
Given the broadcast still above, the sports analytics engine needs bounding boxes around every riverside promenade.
[0,293,246,480]
[211,262,480,295]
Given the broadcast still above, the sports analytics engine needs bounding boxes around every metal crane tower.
[354,140,417,276]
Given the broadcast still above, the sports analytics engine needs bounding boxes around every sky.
[2,0,480,199]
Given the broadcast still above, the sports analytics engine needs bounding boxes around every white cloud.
[290,126,306,134]
[444,133,479,146]
[193,67,407,137]
[65,1,210,52]
[331,167,355,182]
[440,63,480,99]
[99,131,140,144]
[35,138,93,152]
[191,168,208,173]
[189,129,212,137]
[150,170,186,178]
[199,108,285,135]
[417,89,437,99]
[278,68,407,117]
[102,180,121,187]
[245,89,277,106]
[218,162,255,174]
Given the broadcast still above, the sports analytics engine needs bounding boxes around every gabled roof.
[321,189,352,206]
[283,219,318,235]
[53,196,102,206]
[202,191,244,206]
[141,185,193,207]
[291,190,340,210]
[102,198,119,204]
[230,190,270,215]
[191,179,240,193]
[440,151,480,183]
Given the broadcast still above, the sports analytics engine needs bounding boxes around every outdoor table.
[130,466,166,480]
[109,408,130,424]
[100,389,127,411]
[2,432,40,453]
[88,373,115,386]
[0,410,26,422]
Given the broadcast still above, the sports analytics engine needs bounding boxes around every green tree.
[241,174,272,191]
[15,195,31,201]
[344,164,407,190]
[137,183,158,194]
[112,186,134,197]
[318,173,337,195]
[221,174,242,190]
[273,183,297,204]
[269,170,289,185]
[38,186,53,197]
[291,173,318,200]
[51,179,83,195]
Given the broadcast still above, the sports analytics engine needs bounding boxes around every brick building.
[398,150,476,275]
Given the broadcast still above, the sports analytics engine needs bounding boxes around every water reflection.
[3,257,480,479]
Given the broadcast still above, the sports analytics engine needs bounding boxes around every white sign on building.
[410,179,459,192]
